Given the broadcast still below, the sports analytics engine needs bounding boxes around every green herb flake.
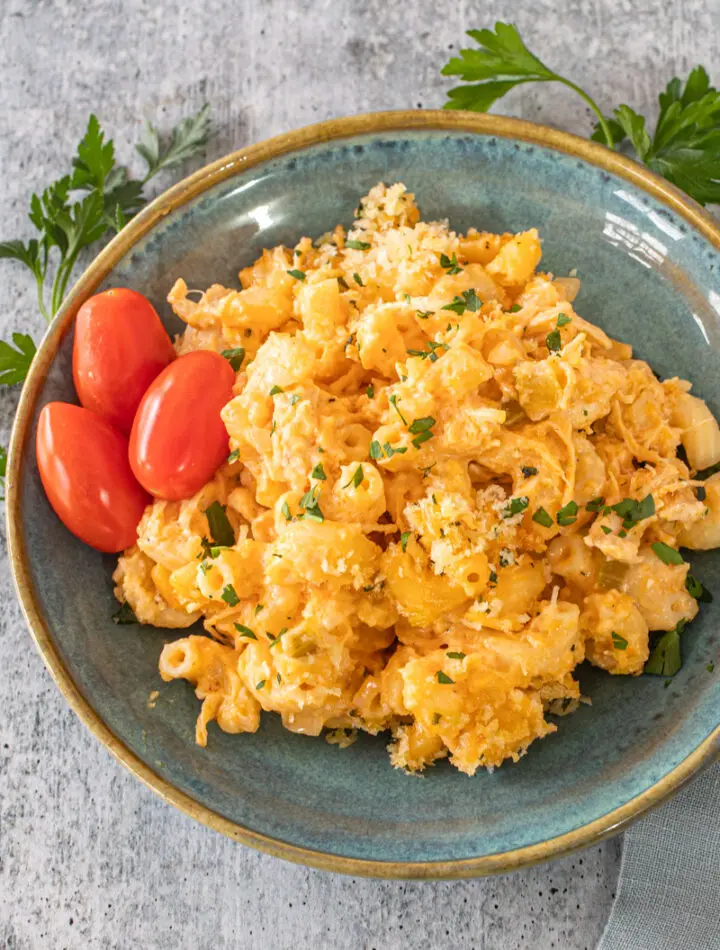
[612,494,655,530]
[344,465,364,489]
[489,570,498,584]
[254,604,264,615]
[400,531,411,552]
[277,672,282,685]
[268,627,288,648]
[546,328,562,352]
[521,466,538,477]
[281,500,292,521]
[707,662,715,673]
[439,251,463,275]
[389,394,407,425]
[337,276,349,290]
[412,430,434,449]
[504,495,529,518]
[311,463,327,481]
[436,671,455,685]
[227,449,240,463]
[369,440,383,460]
[532,507,553,528]
[366,383,375,398]
[416,309,433,319]
[234,623,257,640]
[256,680,266,690]
[556,313,572,327]
[345,239,371,250]
[601,525,612,535]
[221,584,240,606]
[586,497,606,512]
[287,268,306,281]
[651,541,684,565]
[557,500,579,526]
[112,602,138,625]
[269,385,284,396]
[205,501,235,547]
[686,574,712,602]
[645,621,685,677]
[409,417,436,436]
[446,651,466,660]
[221,347,245,371]
[432,712,442,725]
[611,631,629,650]
[508,303,522,313]
[383,441,407,457]
[353,272,364,286]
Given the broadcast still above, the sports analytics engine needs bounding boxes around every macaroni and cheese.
[113,183,720,775]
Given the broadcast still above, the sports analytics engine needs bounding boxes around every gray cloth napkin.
[598,761,720,950]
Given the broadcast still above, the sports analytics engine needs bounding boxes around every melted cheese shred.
[113,183,720,775]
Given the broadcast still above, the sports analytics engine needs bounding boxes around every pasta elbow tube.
[671,392,720,471]
[679,472,720,549]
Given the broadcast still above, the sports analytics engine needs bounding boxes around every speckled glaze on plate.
[6,112,720,878]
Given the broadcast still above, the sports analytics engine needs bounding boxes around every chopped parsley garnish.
[289,393,301,406]
[521,466,538,477]
[409,416,436,435]
[277,673,282,685]
[436,671,455,685]
[407,340,450,362]
[353,272,364,286]
[221,584,240,606]
[504,495,529,518]
[645,621,685,677]
[411,429,433,449]
[686,574,712,602]
[601,525,612,535]
[205,501,235,547]
[267,627,288,648]
[442,288,482,314]
[221,347,245,371]
[432,713,442,724]
[651,541,684,565]
[281,500,292,521]
[345,238,371,250]
[420,463,436,479]
[269,385,284,396]
[400,531,411,552]
[287,268,306,281]
[546,328,562,352]
[234,623,257,640]
[708,663,715,673]
[311,463,327,481]
[557,500,579,526]
[254,604,263,615]
[556,313,572,327]
[389,394,407,424]
[508,303,522,313]
[256,680,266,690]
[612,494,655,530]
[337,276,349,290]
[383,441,407,457]
[439,251,463,275]
[299,485,324,522]
[489,570,498,584]
[369,440,383,460]
[344,465,364,489]
[416,309,433,319]
[366,383,375,398]
[586,497,605,512]
[611,631,629,650]
[532,507,553,528]
[227,449,240,463]
[112,602,138,625]
[446,651,466,660]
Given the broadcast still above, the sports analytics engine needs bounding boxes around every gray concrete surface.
[0,1,717,947]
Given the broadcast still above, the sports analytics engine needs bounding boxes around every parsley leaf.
[546,329,562,352]
[269,385,284,396]
[400,531,411,552]
[557,500,579,526]
[521,466,538,477]
[366,383,375,398]
[345,239,371,250]
[0,333,36,385]
[651,541,684,565]
[234,623,257,640]
[446,651,466,660]
[436,671,455,685]
[227,449,240,463]
[686,574,712,602]
[389,394,407,425]
[441,288,482,314]
[311,463,327,481]
[645,621,685,677]
[287,268,306,281]
[532,506,553,528]
[281,500,292,521]
[409,416,436,435]
[205,501,235,547]
[611,631,629,651]
[221,584,240,606]
[439,251,463,275]
[221,347,245,371]
[112,601,138,625]
[136,104,211,179]
[344,465,364,489]
[504,495,529,518]
[369,440,383,460]
[442,23,616,147]
[612,495,655,530]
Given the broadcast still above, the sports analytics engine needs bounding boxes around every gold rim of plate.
[6,110,720,879]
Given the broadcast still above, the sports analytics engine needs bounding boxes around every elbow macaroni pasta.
[114,183,720,775]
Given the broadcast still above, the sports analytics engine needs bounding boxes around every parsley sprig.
[442,23,720,205]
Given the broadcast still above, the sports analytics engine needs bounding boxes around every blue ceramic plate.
[7,112,720,877]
